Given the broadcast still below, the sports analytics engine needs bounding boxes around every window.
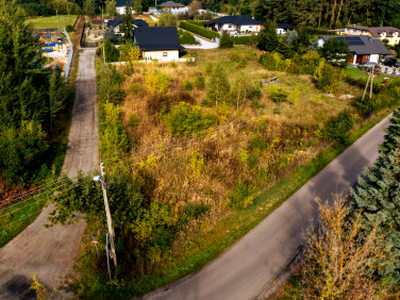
[228,24,232,28]
[249,26,253,28]
[163,52,168,57]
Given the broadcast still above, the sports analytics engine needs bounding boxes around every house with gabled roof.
[160,1,186,10]
[116,0,130,15]
[134,26,183,61]
[344,25,400,46]
[107,16,148,34]
[319,35,391,64]
[204,15,264,35]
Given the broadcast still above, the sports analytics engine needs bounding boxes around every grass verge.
[126,108,391,296]
[26,15,78,29]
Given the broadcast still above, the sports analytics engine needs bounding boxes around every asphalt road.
[142,115,391,300]
[0,49,98,299]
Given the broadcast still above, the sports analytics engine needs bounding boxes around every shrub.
[219,32,234,49]
[129,83,142,95]
[178,29,197,44]
[268,86,289,103]
[232,35,251,45]
[144,70,172,96]
[248,134,266,152]
[179,21,220,40]
[183,79,193,91]
[193,75,205,89]
[313,59,343,93]
[164,102,218,136]
[325,109,354,143]
[127,113,140,128]
[226,180,257,209]
[65,25,74,32]
[230,52,242,63]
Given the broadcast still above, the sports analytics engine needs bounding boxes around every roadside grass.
[124,107,391,296]
[27,15,78,29]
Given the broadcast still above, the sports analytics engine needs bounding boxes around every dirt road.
[143,115,390,300]
[0,49,98,299]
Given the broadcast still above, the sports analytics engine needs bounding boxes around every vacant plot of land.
[27,15,78,29]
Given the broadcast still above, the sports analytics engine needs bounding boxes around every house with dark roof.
[107,16,148,34]
[160,1,186,10]
[344,25,400,46]
[204,15,264,35]
[318,35,391,64]
[277,23,292,35]
[134,27,183,61]
[116,0,130,15]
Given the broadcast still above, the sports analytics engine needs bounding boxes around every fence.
[63,28,73,83]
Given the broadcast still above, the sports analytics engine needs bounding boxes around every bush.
[313,59,343,93]
[219,32,234,49]
[178,29,197,44]
[127,113,140,128]
[65,25,75,32]
[325,109,354,143]
[0,121,48,185]
[268,86,289,103]
[144,70,172,96]
[179,21,220,40]
[129,83,142,95]
[226,180,257,209]
[164,102,218,136]
[183,79,193,91]
[193,75,205,89]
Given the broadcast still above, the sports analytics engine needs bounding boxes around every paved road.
[143,115,391,300]
[181,30,219,49]
[0,49,98,299]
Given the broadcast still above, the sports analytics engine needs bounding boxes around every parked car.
[383,58,400,68]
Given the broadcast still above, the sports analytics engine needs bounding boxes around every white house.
[203,15,264,35]
[318,35,391,64]
[134,26,183,62]
[344,25,400,46]
[116,0,130,15]
[277,23,292,35]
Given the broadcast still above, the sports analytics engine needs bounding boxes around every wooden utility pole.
[100,161,117,268]
[370,65,374,99]
[362,65,374,101]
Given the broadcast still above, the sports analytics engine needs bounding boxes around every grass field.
[27,15,78,29]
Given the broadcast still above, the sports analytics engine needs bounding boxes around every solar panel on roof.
[336,36,365,46]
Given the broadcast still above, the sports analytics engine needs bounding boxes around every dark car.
[383,58,400,68]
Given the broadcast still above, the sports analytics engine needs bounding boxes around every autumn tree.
[158,11,178,27]
[188,0,201,17]
[297,197,395,299]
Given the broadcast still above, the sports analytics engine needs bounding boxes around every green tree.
[48,67,66,135]
[219,32,234,48]
[319,37,351,68]
[121,5,135,43]
[158,11,178,26]
[351,147,400,283]
[141,0,149,13]
[205,63,230,107]
[133,0,142,14]
[84,0,95,16]
[379,107,400,156]
[257,20,279,52]
[105,0,117,16]
[313,59,343,93]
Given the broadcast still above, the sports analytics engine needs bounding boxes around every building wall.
[116,6,125,15]
[143,50,179,61]
[345,27,400,46]
[239,25,261,33]
[277,28,287,35]
[221,23,238,31]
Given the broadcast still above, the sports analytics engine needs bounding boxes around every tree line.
[0,0,67,186]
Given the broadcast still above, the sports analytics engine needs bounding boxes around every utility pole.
[370,65,374,99]
[57,9,60,32]
[99,161,117,268]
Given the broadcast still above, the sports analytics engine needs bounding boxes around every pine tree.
[205,63,230,107]
[379,107,400,156]
[121,5,135,43]
[257,20,279,52]
[49,67,66,135]
[351,148,400,282]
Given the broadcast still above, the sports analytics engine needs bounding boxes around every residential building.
[319,35,391,64]
[107,16,148,34]
[134,26,183,61]
[277,23,292,35]
[116,0,130,15]
[344,25,400,46]
[203,15,264,35]
[160,1,187,13]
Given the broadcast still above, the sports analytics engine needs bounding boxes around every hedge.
[232,35,251,45]
[344,75,383,93]
[179,21,220,40]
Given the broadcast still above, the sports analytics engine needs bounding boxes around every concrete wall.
[143,50,180,61]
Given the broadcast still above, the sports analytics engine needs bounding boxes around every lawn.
[27,15,78,29]
[344,65,397,83]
